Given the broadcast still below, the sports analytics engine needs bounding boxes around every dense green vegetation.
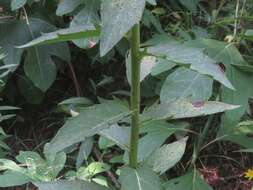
[0,0,253,189]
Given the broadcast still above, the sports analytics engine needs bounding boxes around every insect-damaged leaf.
[143,99,240,120]
[100,0,146,56]
[186,38,253,148]
[44,100,131,154]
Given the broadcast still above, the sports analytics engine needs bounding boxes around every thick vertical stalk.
[129,24,141,168]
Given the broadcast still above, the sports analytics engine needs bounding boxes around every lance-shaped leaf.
[35,180,109,190]
[148,42,234,90]
[164,169,213,190]
[44,100,130,154]
[18,26,100,48]
[100,0,146,56]
[147,138,187,174]
[119,166,162,190]
[143,99,240,120]
[160,67,213,102]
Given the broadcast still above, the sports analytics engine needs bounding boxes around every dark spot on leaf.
[192,101,205,108]
[218,63,226,73]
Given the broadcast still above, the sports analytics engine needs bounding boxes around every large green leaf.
[100,0,146,56]
[0,171,31,187]
[56,0,84,16]
[164,169,213,190]
[18,26,100,48]
[143,99,239,120]
[35,180,109,190]
[23,47,57,92]
[119,166,162,190]
[147,41,234,90]
[147,138,187,174]
[44,100,130,154]
[160,67,213,102]
[0,19,70,92]
[187,39,253,147]
[0,19,69,65]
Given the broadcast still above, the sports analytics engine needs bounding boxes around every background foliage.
[0,0,253,189]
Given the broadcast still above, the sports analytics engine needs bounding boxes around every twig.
[68,62,81,97]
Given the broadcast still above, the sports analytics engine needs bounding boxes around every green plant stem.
[129,24,141,168]
[191,115,215,166]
